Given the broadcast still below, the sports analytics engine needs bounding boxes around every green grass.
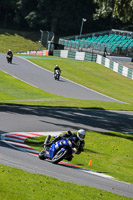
[0,29,42,53]
[26,131,133,184]
[0,164,132,200]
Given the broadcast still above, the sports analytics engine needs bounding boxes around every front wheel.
[38,149,46,160]
[57,75,60,81]
[51,149,68,164]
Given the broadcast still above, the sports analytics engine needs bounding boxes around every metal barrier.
[53,50,133,80]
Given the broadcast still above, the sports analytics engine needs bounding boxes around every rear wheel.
[51,149,68,164]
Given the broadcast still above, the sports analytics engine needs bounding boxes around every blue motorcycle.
[39,138,73,164]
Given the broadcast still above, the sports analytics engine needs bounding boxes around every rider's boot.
[66,154,73,161]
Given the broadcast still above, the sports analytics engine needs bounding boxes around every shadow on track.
[0,104,133,134]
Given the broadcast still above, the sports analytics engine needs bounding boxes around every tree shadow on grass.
[97,131,133,142]
[0,29,40,42]
[84,148,101,154]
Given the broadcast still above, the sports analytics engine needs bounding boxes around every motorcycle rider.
[43,129,86,161]
[7,49,13,63]
[54,65,61,75]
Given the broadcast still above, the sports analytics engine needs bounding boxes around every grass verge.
[0,29,42,53]
[25,131,133,184]
[0,164,132,200]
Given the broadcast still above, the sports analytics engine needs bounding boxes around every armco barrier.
[53,50,97,62]
[68,51,76,59]
[84,53,97,62]
[75,52,85,60]
[53,50,60,57]
[96,55,133,79]
[53,50,133,80]
[18,50,47,56]
[60,50,68,58]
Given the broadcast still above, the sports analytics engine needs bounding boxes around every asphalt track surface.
[0,54,133,198]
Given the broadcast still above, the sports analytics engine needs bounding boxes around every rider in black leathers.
[7,49,13,63]
[44,129,86,161]
[54,65,61,75]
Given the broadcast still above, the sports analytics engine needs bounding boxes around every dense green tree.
[114,0,133,24]
[93,0,133,25]
[16,0,38,28]
[0,0,17,27]
[0,0,132,35]
[17,0,96,35]
[47,0,96,35]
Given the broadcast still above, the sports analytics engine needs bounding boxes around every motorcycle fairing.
[44,138,71,159]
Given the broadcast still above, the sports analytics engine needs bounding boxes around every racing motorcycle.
[39,137,74,164]
[7,55,13,64]
[54,69,61,80]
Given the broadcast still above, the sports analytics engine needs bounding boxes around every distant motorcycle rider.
[54,65,61,75]
[44,129,86,161]
[7,49,13,63]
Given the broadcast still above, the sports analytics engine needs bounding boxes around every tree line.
[0,0,133,36]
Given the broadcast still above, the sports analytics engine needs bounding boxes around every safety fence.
[96,55,133,79]
[17,50,49,56]
[53,50,97,62]
[53,50,133,80]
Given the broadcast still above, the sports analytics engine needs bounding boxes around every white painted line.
[3,137,25,143]
[3,140,31,147]
[82,169,114,179]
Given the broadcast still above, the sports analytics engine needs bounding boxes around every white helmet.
[77,129,86,141]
